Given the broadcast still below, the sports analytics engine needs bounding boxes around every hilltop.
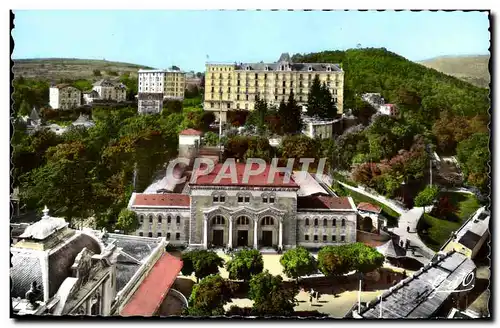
[12,58,154,81]
[418,55,490,88]
[292,48,489,118]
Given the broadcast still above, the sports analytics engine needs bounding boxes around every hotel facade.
[137,68,186,114]
[203,53,344,123]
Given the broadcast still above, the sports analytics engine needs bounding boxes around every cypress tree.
[306,75,323,118]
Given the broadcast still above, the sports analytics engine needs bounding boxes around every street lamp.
[401,180,406,206]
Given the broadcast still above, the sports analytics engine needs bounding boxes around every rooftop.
[357,202,382,214]
[297,195,354,211]
[443,206,490,252]
[18,206,68,241]
[354,251,476,319]
[190,163,300,188]
[292,171,329,197]
[120,253,183,316]
[179,128,203,136]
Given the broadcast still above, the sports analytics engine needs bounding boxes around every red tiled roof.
[357,202,382,214]
[190,163,299,188]
[179,128,203,136]
[120,253,183,317]
[133,194,190,207]
[297,195,353,210]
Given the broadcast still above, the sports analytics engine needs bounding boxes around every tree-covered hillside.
[292,48,489,118]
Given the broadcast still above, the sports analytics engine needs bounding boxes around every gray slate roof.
[357,251,476,319]
[11,250,44,300]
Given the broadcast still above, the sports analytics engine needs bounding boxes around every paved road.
[331,179,436,261]
[389,207,435,261]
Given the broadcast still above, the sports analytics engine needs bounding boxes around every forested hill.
[292,48,489,119]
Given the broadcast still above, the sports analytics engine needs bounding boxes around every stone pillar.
[203,215,208,249]
[253,218,258,249]
[279,219,283,249]
[228,217,233,249]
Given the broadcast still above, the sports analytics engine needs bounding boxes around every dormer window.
[326,66,332,72]
[308,66,313,72]
[269,195,275,204]
[265,66,269,71]
[213,192,226,203]
[246,66,250,71]
[238,193,251,204]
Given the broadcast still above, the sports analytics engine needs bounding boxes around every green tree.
[187,275,232,316]
[226,249,264,281]
[317,246,351,276]
[456,132,490,193]
[181,250,225,282]
[203,131,219,146]
[414,185,440,211]
[306,75,323,118]
[279,246,317,282]
[248,270,298,316]
[279,90,303,135]
[19,100,31,117]
[344,243,385,274]
[114,208,139,233]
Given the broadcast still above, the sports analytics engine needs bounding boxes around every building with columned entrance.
[128,164,358,250]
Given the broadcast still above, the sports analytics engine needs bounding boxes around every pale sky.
[12,10,490,72]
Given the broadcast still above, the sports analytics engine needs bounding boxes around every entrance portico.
[203,206,286,250]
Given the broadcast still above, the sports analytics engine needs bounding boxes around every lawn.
[417,191,481,251]
[331,182,401,227]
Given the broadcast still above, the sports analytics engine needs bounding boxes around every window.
[237,95,240,100]
[244,195,250,203]
[255,81,258,86]
[167,232,171,240]
[299,96,303,102]
[237,103,240,109]
[255,73,258,79]
[237,80,241,86]
[305,218,309,226]
[282,88,285,94]
[323,219,327,226]
[323,235,327,241]
[246,94,249,101]
[176,216,181,224]
[219,73,222,79]
[220,195,225,202]
[245,103,249,110]
[341,219,346,227]
[157,232,162,237]
[227,103,230,109]
[149,215,153,223]
[158,215,162,224]
[332,235,336,242]
[148,232,153,237]
[228,87,231,93]
[333,219,336,226]
[261,216,274,226]
[269,195,275,203]
[237,216,250,225]
[176,233,180,240]
[246,66,250,71]
[213,195,219,202]
[262,195,268,203]
[308,66,312,72]
[167,215,171,224]
[237,73,240,79]
[264,74,267,79]
[314,218,318,226]
[139,232,143,236]
[282,81,286,87]
[139,215,144,224]
[305,235,309,241]
[238,195,243,203]
[314,235,318,241]
[341,235,345,242]
[212,215,225,225]
[275,96,278,100]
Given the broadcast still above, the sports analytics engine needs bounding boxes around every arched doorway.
[235,216,251,247]
[210,215,226,247]
[260,216,276,247]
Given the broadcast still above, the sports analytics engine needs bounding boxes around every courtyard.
[176,251,406,317]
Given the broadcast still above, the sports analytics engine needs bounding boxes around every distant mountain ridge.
[417,55,490,88]
[13,58,154,81]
